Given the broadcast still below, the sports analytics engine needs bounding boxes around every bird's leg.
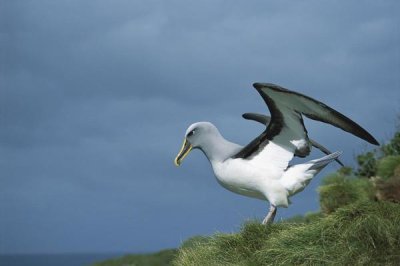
[262,204,277,225]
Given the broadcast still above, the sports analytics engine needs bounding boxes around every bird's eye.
[187,130,195,137]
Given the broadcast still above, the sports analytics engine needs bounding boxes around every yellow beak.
[174,138,193,166]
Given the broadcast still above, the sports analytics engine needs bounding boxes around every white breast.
[210,157,286,202]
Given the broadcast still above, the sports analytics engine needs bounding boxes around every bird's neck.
[199,134,242,163]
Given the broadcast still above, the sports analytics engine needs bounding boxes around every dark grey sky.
[1,0,399,254]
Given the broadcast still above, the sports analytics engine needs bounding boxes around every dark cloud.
[1,0,399,253]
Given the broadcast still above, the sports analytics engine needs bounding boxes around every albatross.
[174,83,379,224]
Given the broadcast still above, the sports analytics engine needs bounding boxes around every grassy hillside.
[174,201,400,265]
[92,249,177,266]
[95,130,400,266]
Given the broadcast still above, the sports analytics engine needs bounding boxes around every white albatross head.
[174,122,225,166]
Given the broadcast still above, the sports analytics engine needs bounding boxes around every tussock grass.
[173,201,400,266]
[93,249,177,266]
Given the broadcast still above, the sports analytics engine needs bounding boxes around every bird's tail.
[281,151,343,196]
[308,151,343,171]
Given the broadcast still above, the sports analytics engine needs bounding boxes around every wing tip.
[253,82,278,90]
[368,136,380,146]
[253,82,263,89]
[358,129,379,146]
[337,159,345,167]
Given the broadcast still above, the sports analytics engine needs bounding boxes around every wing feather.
[233,83,378,160]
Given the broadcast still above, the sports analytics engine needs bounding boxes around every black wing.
[233,83,378,160]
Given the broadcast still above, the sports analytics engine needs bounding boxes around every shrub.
[376,155,400,180]
[318,173,374,214]
[381,131,400,156]
[356,151,377,177]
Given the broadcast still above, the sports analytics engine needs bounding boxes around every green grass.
[173,201,400,265]
[92,249,177,266]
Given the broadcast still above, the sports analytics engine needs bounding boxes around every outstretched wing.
[242,112,344,166]
[233,83,378,161]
